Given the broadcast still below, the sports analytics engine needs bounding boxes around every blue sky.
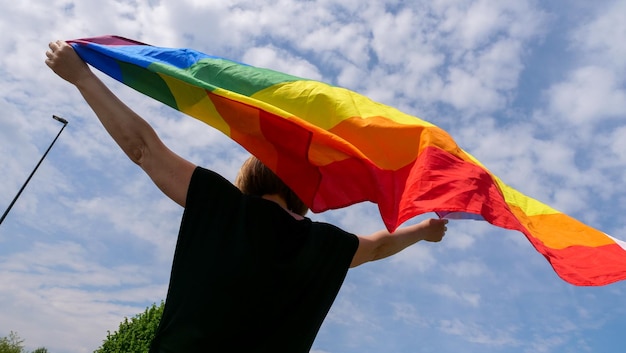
[1,0,625,352]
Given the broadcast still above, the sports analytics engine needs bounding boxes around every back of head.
[235,156,309,216]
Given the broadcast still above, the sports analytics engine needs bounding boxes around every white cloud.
[389,242,438,272]
[437,0,506,49]
[0,241,166,352]
[524,336,568,353]
[391,302,427,326]
[571,0,626,74]
[546,66,626,124]
[442,67,505,111]
[445,230,477,250]
[429,283,482,307]
[438,318,519,346]
[443,259,488,277]
[609,126,626,164]
[241,46,323,80]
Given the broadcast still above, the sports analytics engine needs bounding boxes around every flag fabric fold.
[68,35,626,286]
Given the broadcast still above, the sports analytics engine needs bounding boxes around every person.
[45,40,448,352]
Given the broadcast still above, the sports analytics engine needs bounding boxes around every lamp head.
[52,115,68,125]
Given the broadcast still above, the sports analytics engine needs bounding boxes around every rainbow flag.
[68,35,626,286]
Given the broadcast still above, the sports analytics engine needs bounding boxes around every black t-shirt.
[149,167,359,353]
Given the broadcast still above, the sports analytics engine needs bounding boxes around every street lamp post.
[0,115,69,226]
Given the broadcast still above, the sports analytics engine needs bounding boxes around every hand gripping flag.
[68,35,626,286]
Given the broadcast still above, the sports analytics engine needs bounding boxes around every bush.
[0,332,23,353]
[94,302,165,353]
[0,332,46,353]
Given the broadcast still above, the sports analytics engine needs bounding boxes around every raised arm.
[350,218,448,268]
[45,40,196,207]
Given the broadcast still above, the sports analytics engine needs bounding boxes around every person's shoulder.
[311,221,358,242]
[311,220,347,231]
[191,166,237,189]
[192,165,223,179]
[185,166,242,207]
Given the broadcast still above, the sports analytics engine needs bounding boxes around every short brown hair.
[235,156,309,216]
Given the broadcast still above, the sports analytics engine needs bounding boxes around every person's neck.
[262,194,303,220]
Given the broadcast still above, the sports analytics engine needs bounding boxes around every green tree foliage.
[0,332,23,353]
[94,301,165,353]
[0,331,47,353]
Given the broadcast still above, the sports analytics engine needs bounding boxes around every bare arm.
[45,40,195,207]
[350,218,448,268]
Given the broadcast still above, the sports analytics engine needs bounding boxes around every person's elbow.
[349,235,386,268]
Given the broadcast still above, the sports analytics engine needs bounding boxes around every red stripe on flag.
[312,146,519,232]
[539,243,626,286]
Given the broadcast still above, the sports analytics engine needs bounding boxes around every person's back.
[149,167,358,352]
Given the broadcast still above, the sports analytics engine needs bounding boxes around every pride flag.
[68,35,626,286]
